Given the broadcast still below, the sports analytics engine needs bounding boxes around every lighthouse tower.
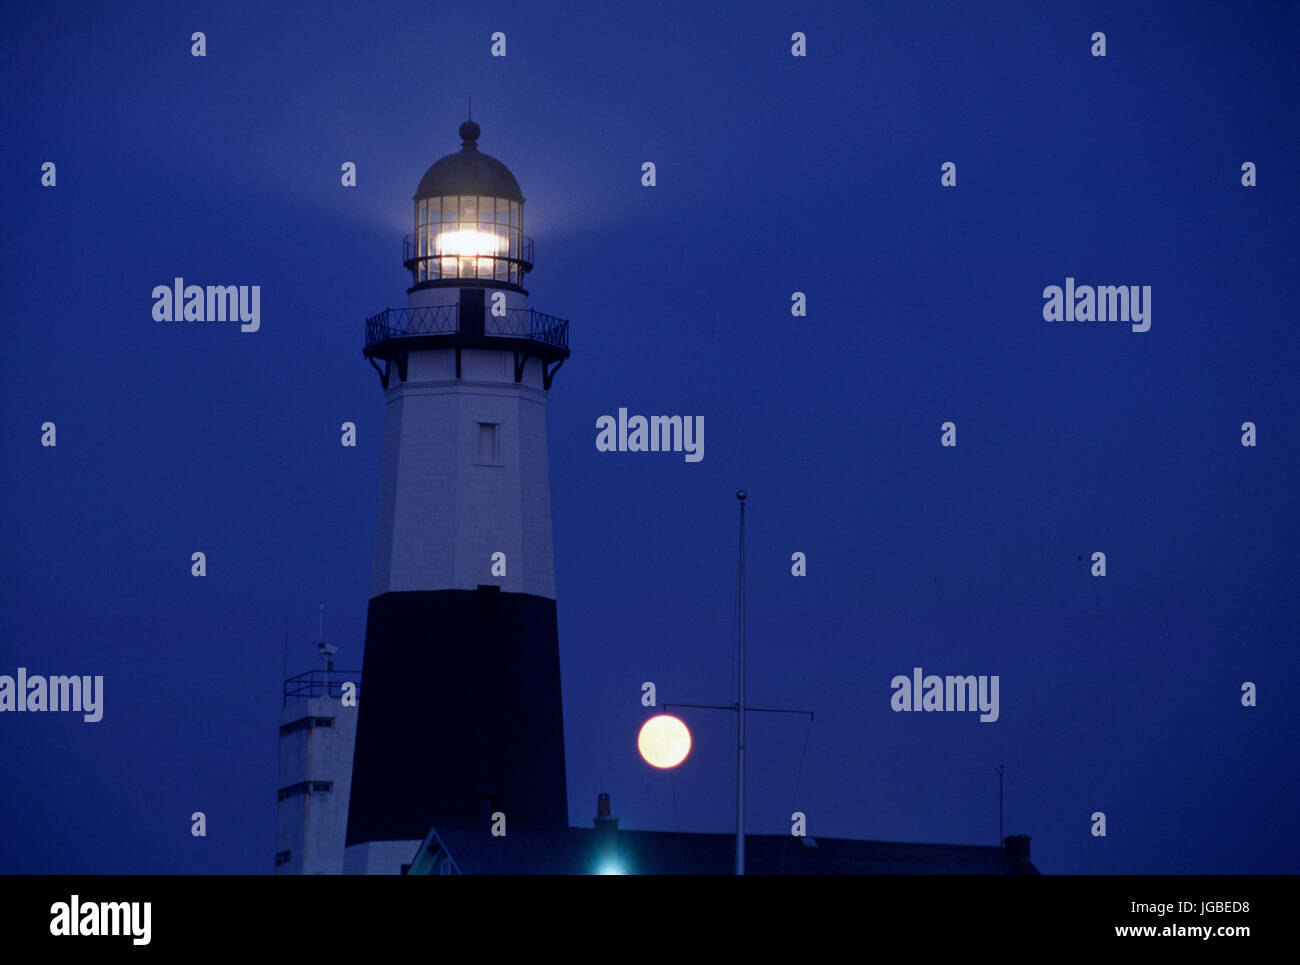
[344,120,572,875]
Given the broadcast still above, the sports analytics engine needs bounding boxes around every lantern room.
[405,120,532,290]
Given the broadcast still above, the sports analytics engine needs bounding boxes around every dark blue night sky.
[2,0,1297,874]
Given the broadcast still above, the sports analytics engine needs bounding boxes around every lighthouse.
[344,120,572,875]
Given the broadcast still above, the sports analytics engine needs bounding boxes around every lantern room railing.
[363,304,569,390]
[364,305,568,354]
[403,233,534,286]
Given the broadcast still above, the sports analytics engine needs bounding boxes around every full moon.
[637,714,692,769]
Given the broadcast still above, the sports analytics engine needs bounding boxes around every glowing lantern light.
[434,228,505,258]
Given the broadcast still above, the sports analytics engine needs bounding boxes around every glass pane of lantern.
[460,196,476,223]
[478,197,493,229]
[496,198,508,224]
[509,201,518,226]
[428,197,441,223]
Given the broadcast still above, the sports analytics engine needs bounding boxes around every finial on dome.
[459,119,480,149]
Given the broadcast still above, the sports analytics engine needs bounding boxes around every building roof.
[414,121,525,203]
[406,824,1040,875]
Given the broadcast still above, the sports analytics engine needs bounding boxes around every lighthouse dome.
[414,121,524,202]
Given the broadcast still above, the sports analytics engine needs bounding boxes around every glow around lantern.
[637,714,692,769]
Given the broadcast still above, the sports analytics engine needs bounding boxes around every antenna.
[317,603,338,672]
[995,764,1005,854]
[468,93,472,121]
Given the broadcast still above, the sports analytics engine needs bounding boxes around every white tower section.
[369,285,556,600]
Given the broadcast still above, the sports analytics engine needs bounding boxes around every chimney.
[594,793,618,871]
[1003,834,1030,862]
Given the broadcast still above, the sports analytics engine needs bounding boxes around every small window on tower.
[476,422,502,466]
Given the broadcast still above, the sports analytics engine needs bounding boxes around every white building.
[274,667,359,874]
